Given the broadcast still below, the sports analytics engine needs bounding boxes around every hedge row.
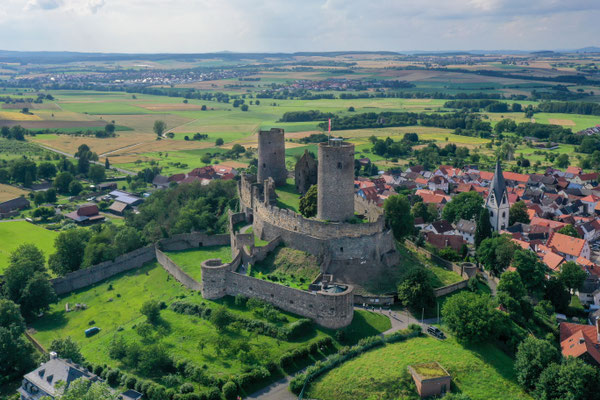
[84,336,334,400]
[170,300,313,340]
[290,325,422,395]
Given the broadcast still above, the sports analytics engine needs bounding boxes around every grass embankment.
[307,336,532,400]
[32,261,391,388]
[165,245,232,282]
[0,221,58,273]
[362,244,463,295]
[249,246,320,290]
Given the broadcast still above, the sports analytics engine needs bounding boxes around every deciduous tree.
[384,194,413,239]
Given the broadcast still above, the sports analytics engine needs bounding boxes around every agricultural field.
[306,335,531,400]
[0,183,28,202]
[164,245,232,282]
[0,221,58,273]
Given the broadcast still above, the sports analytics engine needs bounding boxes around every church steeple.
[490,159,507,206]
[486,160,509,232]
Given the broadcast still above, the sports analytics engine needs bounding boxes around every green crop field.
[0,221,58,273]
[31,261,391,387]
[307,336,531,400]
[165,245,232,282]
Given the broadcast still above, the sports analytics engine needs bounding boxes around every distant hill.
[574,47,600,53]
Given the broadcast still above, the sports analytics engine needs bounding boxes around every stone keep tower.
[317,139,355,222]
[257,128,287,186]
[486,160,509,232]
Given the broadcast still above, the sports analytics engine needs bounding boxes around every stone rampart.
[158,232,230,251]
[155,248,202,291]
[434,280,469,297]
[255,201,385,240]
[201,258,354,329]
[51,246,156,295]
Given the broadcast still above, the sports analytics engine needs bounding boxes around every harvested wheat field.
[0,111,42,121]
[549,119,576,126]
[0,183,28,203]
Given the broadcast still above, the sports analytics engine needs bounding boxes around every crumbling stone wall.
[294,150,317,195]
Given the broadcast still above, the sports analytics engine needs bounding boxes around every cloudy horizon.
[0,0,599,53]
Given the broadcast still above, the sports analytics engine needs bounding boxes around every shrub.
[106,368,121,386]
[222,381,238,400]
[180,382,194,394]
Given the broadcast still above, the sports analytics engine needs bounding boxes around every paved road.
[245,375,298,400]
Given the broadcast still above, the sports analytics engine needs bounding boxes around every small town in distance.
[2,2,600,400]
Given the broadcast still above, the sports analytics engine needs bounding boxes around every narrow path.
[0,218,25,223]
[99,142,145,157]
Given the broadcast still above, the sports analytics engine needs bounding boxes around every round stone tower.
[317,139,355,222]
[257,128,287,186]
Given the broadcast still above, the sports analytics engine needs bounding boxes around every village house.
[559,321,600,367]
[455,219,476,244]
[424,220,456,235]
[546,231,591,261]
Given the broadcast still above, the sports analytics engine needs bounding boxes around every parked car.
[427,326,445,339]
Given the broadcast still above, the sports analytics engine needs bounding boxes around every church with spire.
[486,160,509,232]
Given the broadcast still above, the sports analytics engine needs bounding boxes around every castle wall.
[155,247,202,291]
[200,258,354,329]
[51,246,156,295]
[257,128,287,186]
[317,141,355,221]
[158,232,230,251]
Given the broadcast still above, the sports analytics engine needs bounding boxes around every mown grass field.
[275,179,302,212]
[165,245,232,282]
[31,261,391,384]
[0,221,58,273]
[307,336,532,400]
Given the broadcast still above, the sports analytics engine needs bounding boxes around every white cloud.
[0,0,599,52]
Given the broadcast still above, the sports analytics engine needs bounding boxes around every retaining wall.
[434,280,469,297]
[158,232,230,251]
[51,246,156,295]
[155,248,202,291]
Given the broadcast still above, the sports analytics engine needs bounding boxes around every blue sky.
[0,0,599,53]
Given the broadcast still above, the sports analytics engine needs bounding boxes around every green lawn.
[249,246,320,290]
[307,336,532,400]
[275,179,301,212]
[339,310,391,345]
[428,264,464,287]
[0,221,58,273]
[31,261,391,390]
[165,245,232,282]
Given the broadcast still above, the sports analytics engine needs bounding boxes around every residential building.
[64,204,104,225]
[559,321,600,367]
[547,231,590,261]
[0,196,30,218]
[455,219,476,244]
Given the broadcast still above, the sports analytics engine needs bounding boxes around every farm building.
[0,196,30,218]
[407,362,452,398]
[108,190,143,206]
[65,204,104,225]
[108,201,129,215]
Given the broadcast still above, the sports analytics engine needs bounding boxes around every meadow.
[31,261,391,388]
[306,335,531,400]
[0,221,58,273]
[164,245,232,282]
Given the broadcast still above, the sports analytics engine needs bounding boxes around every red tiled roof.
[415,177,428,185]
[547,231,587,258]
[530,217,567,230]
[77,204,99,217]
[542,251,564,272]
[579,173,598,181]
[168,173,186,182]
[560,322,600,365]
[566,166,583,175]
[511,239,531,250]
[581,195,600,203]
[426,233,465,253]
[503,171,530,183]
[479,171,494,181]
